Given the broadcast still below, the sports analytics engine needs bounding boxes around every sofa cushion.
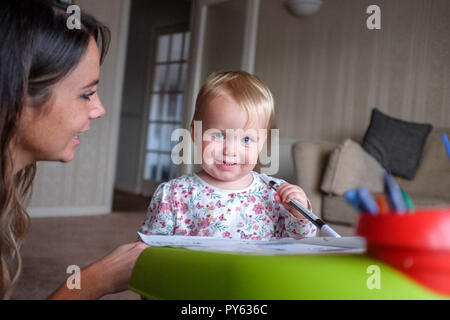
[409,196,450,209]
[320,139,385,196]
[292,140,337,218]
[397,128,450,201]
[362,108,432,180]
[322,195,360,226]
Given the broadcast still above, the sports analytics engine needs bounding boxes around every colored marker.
[344,189,364,212]
[384,173,407,214]
[442,133,450,159]
[401,189,415,212]
[260,175,341,238]
[375,194,390,215]
[356,187,379,215]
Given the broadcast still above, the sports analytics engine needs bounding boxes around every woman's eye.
[81,91,96,101]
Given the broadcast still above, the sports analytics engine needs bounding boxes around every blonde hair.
[192,70,274,129]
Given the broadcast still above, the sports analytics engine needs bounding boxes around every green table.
[129,247,447,299]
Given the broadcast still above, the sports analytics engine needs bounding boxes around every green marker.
[401,189,415,212]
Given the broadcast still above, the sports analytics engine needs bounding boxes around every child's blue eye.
[213,132,225,139]
[242,136,253,144]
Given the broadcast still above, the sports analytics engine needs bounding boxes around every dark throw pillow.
[362,108,432,180]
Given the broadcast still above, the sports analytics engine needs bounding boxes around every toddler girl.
[139,71,317,240]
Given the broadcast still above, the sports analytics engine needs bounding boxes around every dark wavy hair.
[0,0,110,299]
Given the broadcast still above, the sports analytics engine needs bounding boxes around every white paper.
[138,233,366,255]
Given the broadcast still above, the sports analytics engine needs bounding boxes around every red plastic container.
[356,208,450,296]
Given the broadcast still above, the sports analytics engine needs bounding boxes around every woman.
[0,0,148,299]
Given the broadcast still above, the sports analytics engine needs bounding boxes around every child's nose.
[224,137,237,155]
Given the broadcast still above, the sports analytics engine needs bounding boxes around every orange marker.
[375,194,390,215]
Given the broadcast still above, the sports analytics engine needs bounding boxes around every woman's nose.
[89,99,106,119]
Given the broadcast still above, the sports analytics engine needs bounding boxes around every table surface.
[129,247,447,300]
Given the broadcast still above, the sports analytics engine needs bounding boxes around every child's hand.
[274,183,310,220]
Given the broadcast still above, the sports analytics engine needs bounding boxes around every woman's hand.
[48,241,149,300]
[93,241,150,295]
[274,183,310,220]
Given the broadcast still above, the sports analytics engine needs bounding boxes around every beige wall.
[201,0,246,82]
[255,0,450,143]
[28,0,130,217]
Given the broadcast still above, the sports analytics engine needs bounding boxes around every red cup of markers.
[356,208,450,296]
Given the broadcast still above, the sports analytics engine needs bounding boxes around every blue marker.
[356,187,379,215]
[442,133,450,159]
[384,173,407,214]
[344,189,364,212]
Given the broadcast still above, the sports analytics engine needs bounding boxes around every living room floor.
[12,190,149,300]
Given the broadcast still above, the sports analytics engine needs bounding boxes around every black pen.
[260,175,341,238]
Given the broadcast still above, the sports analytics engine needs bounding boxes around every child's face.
[196,94,267,186]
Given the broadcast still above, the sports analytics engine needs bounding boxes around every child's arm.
[139,183,176,235]
[274,182,318,237]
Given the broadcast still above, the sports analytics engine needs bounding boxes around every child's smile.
[216,162,238,170]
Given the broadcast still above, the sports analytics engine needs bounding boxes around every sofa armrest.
[292,141,337,219]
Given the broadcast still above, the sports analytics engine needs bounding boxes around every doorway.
[141,25,190,195]
[114,0,191,205]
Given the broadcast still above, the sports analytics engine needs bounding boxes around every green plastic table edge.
[129,247,448,300]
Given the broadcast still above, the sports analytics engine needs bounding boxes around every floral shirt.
[139,171,317,240]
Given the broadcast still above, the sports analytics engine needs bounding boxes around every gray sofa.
[291,128,450,236]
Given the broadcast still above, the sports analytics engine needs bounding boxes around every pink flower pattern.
[139,172,317,239]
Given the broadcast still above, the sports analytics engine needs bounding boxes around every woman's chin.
[58,150,76,163]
